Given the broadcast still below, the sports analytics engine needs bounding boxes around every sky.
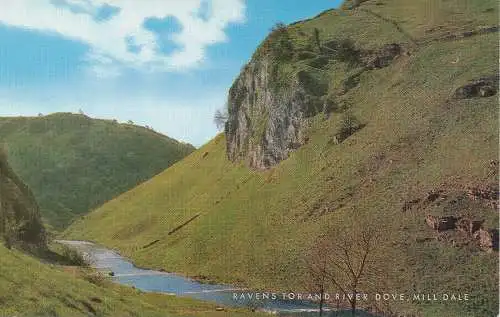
[0,0,342,147]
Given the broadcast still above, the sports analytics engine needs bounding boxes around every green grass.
[65,1,498,316]
[0,244,266,317]
[0,148,46,248]
[0,112,195,228]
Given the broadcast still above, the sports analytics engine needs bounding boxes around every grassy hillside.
[0,112,195,228]
[0,244,265,317]
[66,1,499,316]
[0,133,258,317]
[0,147,46,249]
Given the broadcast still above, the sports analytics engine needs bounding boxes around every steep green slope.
[66,1,499,316]
[0,141,258,317]
[0,112,195,228]
[0,147,46,249]
[0,245,264,317]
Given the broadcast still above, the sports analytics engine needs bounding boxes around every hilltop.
[66,0,499,316]
[0,112,195,228]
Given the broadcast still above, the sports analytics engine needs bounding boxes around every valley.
[1,0,498,316]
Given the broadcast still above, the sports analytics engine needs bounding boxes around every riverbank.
[55,240,381,317]
[0,243,270,317]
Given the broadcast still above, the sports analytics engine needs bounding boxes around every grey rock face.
[363,43,402,70]
[225,57,325,169]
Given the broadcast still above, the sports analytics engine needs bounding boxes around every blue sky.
[0,0,342,147]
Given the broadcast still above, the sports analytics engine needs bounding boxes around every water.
[56,240,378,317]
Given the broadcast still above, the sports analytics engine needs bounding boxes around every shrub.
[323,39,362,68]
[332,112,362,143]
[343,74,361,91]
[322,95,351,115]
[270,22,287,33]
[82,271,108,287]
[61,245,91,267]
[295,51,316,61]
[267,22,294,62]
[307,56,330,69]
[313,28,321,52]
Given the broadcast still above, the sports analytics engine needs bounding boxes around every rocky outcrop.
[225,26,403,169]
[456,218,484,235]
[426,215,498,252]
[225,56,326,169]
[363,44,403,70]
[0,148,46,248]
[425,215,459,231]
[453,74,499,99]
[473,229,494,252]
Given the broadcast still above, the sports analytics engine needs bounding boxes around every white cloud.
[0,0,246,75]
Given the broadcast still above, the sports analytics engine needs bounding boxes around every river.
[55,240,378,317]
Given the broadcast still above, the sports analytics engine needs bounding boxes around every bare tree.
[304,234,330,316]
[305,216,387,317]
[213,107,228,131]
[331,225,377,316]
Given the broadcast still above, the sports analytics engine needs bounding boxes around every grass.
[0,112,195,228]
[65,1,498,316]
[0,244,266,317]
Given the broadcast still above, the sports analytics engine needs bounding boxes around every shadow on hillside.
[23,244,85,266]
[491,229,499,252]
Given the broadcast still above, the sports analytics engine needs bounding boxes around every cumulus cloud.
[0,0,246,74]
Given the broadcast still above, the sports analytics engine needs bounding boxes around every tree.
[270,22,287,33]
[338,112,361,141]
[213,108,228,131]
[303,233,330,316]
[305,215,387,316]
[267,22,293,61]
[313,28,321,52]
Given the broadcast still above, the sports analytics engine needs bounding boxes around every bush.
[267,22,294,61]
[83,271,108,286]
[331,112,362,144]
[61,245,91,267]
[322,95,351,114]
[270,22,287,33]
[307,56,330,69]
[323,39,362,68]
[340,112,361,136]
[295,51,317,61]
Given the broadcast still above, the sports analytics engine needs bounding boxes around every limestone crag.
[225,56,325,169]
